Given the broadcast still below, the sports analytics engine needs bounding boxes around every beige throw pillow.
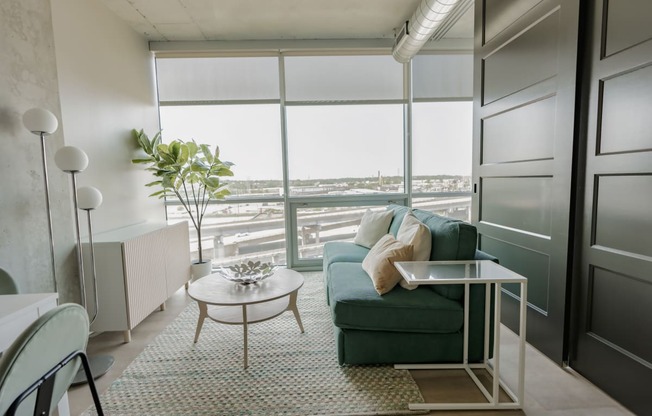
[362,234,413,295]
[353,209,394,249]
[396,211,432,290]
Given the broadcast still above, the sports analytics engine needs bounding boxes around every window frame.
[155,52,473,271]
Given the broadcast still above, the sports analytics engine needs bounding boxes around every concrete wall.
[0,0,164,301]
[0,0,77,300]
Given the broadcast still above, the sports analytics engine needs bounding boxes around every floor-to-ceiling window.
[411,54,474,222]
[157,57,287,266]
[283,55,406,267]
[155,51,472,270]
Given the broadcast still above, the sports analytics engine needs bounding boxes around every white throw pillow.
[396,211,432,290]
[353,209,394,249]
[362,234,414,295]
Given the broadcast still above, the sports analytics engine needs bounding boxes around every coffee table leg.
[194,302,207,344]
[289,290,304,333]
[242,305,248,369]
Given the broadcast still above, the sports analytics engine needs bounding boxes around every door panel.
[571,0,652,413]
[479,235,550,313]
[588,266,652,364]
[482,96,556,164]
[481,177,552,236]
[604,0,652,57]
[599,64,652,154]
[474,0,581,362]
[483,0,542,43]
[482,10,560,105]
[594,175,652,257]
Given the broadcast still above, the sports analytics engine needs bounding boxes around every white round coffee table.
[187,267,304,368]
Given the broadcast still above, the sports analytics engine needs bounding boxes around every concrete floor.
[68,285,633,416]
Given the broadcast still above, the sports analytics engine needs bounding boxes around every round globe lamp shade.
[23,108,59,135]
[77,186,103,210]
[55,146,88,172]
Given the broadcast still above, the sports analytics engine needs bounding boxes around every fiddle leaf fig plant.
[132,129,234,263]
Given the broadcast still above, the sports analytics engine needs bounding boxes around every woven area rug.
[84,272,425,415]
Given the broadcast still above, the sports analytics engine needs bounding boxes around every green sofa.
[323,204,496,365]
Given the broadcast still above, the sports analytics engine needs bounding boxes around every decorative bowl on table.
[216,261,277,285]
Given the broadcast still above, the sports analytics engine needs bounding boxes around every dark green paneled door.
[571,0,652,413]
[472,0,581,362]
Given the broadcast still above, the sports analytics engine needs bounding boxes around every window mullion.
[278,54,296,268]
[405,60,413,207]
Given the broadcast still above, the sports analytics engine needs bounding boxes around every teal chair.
[0,303,103,415]
[0,268,18,295]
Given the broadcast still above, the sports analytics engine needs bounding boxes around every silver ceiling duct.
[392,0,471,63]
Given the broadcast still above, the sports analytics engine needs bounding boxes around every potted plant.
[131,129,234,280]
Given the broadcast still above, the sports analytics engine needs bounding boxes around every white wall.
[51,0,165,234]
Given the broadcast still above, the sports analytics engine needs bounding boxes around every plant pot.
[191,261,213,283]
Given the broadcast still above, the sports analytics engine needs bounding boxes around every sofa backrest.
[387,204,478,261]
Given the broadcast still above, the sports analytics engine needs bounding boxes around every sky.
[159,101,472,182]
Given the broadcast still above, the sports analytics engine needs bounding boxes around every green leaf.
[200,144,213,163]
[204,177,220,188]
[152,131,162,149]
[191,160,209,172]
[149,190,166,198]
[186,141,198,158]
[216,167,234,176]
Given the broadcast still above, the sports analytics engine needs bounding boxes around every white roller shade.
[156,57,280,102]
[412,54,473,99]
[284,55,403,102]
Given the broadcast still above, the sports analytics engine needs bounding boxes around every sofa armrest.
[475,249,498,263]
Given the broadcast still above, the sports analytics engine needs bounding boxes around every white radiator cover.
[86,222,190,334]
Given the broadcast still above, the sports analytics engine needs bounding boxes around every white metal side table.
[394,260,527,411]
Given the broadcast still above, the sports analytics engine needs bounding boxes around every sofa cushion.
[397,211,432,261]
[362,234,413,295]
[323,241,370,271]
[397,212,432,290]
[328,262,464,334]
[388,204,477,261]
[353,209,394,248]
[387,205,478,301]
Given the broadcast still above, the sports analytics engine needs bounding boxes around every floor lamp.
[77,186,103,326]
[22,108,59,292]
[54,146,114,385]
[54,146,89,307]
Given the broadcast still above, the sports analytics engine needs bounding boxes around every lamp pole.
[77,186,103,324]
[74,186,115,385]
[39,132,58,293]
[23,108,59,292]
[70,170,87,308]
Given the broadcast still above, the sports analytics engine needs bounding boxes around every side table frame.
[394,261,528,411]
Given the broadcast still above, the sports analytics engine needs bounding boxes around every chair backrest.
[0,268,18,295]
[0,303,89,415]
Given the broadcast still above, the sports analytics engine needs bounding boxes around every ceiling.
[96,0,474,43]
